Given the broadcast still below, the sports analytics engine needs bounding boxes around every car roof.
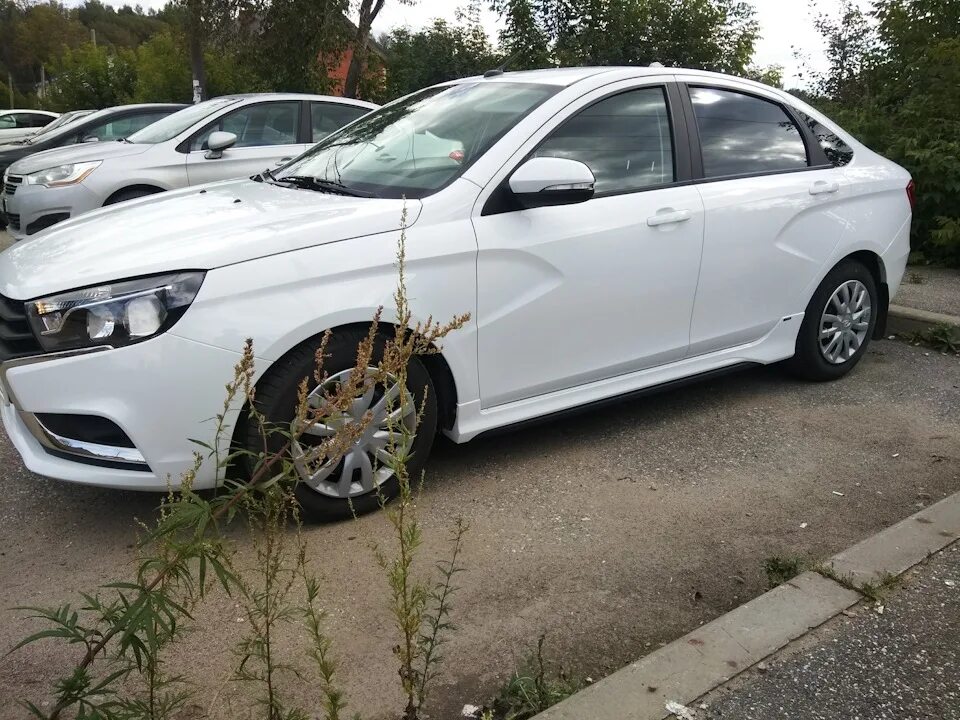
[456,66,783,95]
[214,92,379,108]
[100,102,188,113]
[0,108,58,115]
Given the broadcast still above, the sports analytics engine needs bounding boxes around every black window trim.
[482,81,691,216]
[678,82,833,185]
[176,100,306,154]
[794,108,854,168]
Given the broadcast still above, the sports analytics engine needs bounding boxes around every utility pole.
[40,65,45,102]
[7,72,12,109]
[91,28,97,46]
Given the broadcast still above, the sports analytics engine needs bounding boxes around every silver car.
[2,93,376,240]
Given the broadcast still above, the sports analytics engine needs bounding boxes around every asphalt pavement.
[701,542,960,720]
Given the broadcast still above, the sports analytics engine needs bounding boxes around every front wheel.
[247,329,438,522]
[787,259,878,381]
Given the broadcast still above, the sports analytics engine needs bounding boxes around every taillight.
[906,179,917,211]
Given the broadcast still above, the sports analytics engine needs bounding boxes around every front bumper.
[2,178,102,240]
[0,333,253,490]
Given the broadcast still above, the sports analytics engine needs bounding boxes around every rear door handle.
[809,180,840,195]
[647,209,692,227]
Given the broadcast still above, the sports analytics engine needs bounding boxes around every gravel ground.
[0,338,958,719]
[894,266,960,317]
[702,542,960,720]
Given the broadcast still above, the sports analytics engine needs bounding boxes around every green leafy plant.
[907,323,960,354]
[488,636,582,720]
[764,555,807,588]
[11,212,470,720]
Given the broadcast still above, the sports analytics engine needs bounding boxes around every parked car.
[1,93,376,239]
[21,109,95,139]
[0,103,185,229]
[0,109,59,144]
[0,68,912,520]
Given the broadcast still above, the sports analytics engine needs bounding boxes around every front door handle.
[647,209,692,227]
[809,180,840,195]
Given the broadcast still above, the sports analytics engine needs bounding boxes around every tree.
[492,0,759,73]
[134,31,192,102]
[381,2,498,99]
[491,0,551,69]
[47,42,136,110]
[343,0,415,99]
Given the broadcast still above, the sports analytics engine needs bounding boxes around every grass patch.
[907,323,960,354]
[764,555,808,589]
[485,636,582,720]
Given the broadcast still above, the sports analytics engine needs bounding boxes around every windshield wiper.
[278,175,378,198]
[252,167,276,183]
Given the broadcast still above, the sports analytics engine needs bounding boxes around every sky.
[65,0,858,88]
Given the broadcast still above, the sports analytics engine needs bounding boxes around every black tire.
[104,187,160,206]
[247,328,438,522]
[787,259,878,381]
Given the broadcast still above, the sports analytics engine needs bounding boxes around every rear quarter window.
[798,111,854,167]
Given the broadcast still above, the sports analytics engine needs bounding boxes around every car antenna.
[484,50,523,78]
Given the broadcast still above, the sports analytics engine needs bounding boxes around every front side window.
[798,111,854,167]
[690,87,808,178]
[192,101,301,150]
[534,87,674,195]
[311,102,368,141]
[0,115,14,129]
[127,98,237,145]
[279,82,558,199]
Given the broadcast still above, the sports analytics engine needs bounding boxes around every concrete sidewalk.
[700,543,960,719]
[890,265,960,335]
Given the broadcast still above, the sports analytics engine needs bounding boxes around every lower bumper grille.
[5,212,20,231]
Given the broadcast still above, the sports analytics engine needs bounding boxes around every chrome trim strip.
[0,346,113,407]
[20,411,148,466]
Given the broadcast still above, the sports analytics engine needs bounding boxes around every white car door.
[185,100,310,185]
[471,80,706,408]
[680,81,853,356]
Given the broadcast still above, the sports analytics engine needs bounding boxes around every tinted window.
[311,102,368,141]
[0,115,14,129]
[82,113,168,142]
[690,87,808,178]
[798,111,853,167]
[12,113,49,128]
[192,101,300,151]
[534,87,674,194]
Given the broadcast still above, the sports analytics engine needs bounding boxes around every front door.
[185,100,309,185]
[472,82,706,408]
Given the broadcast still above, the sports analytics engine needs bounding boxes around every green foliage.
[489,636,582,720]
[134,32,192,103]
[764,555,806,588]
[805,0,960,266]
[382,2,499,100]
[47,42,137,111]
[492,0,759,73]
[907,323,960,354]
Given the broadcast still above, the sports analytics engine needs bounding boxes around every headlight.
[25,161,101,188]
[26,272,205,352]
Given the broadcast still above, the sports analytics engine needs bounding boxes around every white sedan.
[0,109,59,144]
[0,67,912,520]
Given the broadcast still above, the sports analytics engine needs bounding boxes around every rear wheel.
[788,259,878,381]
[247,330,438,522]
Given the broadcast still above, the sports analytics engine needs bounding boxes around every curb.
[888,304,960,335]
[534,491,960,720]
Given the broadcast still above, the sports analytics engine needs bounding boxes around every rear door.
[185,100,308,185]
[681,80,850,356]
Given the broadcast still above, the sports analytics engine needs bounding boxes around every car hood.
[8,141,151,174]
[0,178,422,299]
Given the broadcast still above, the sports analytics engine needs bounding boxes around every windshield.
[22,108,111,145]
[127,98,238,144]
[278,82,558,199]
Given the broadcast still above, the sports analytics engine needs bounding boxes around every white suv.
[2,93,376,240]
[0,68,912,520]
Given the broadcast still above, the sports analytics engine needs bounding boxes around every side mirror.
[508,157,595,209]
[81,135,100,143]
[205,131,237,159]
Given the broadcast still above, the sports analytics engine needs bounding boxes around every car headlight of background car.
[24,160,102,188]
[25,272,205,352]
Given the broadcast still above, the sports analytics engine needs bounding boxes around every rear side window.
[690,87,808,178]
[192,101,301,150]
[798,111,854,167]
[311,102,368,142]
[534,86,674,195]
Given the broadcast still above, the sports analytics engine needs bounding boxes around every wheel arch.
[839,249,889,339]
[103,184,166,206]
[230,321,461,453]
